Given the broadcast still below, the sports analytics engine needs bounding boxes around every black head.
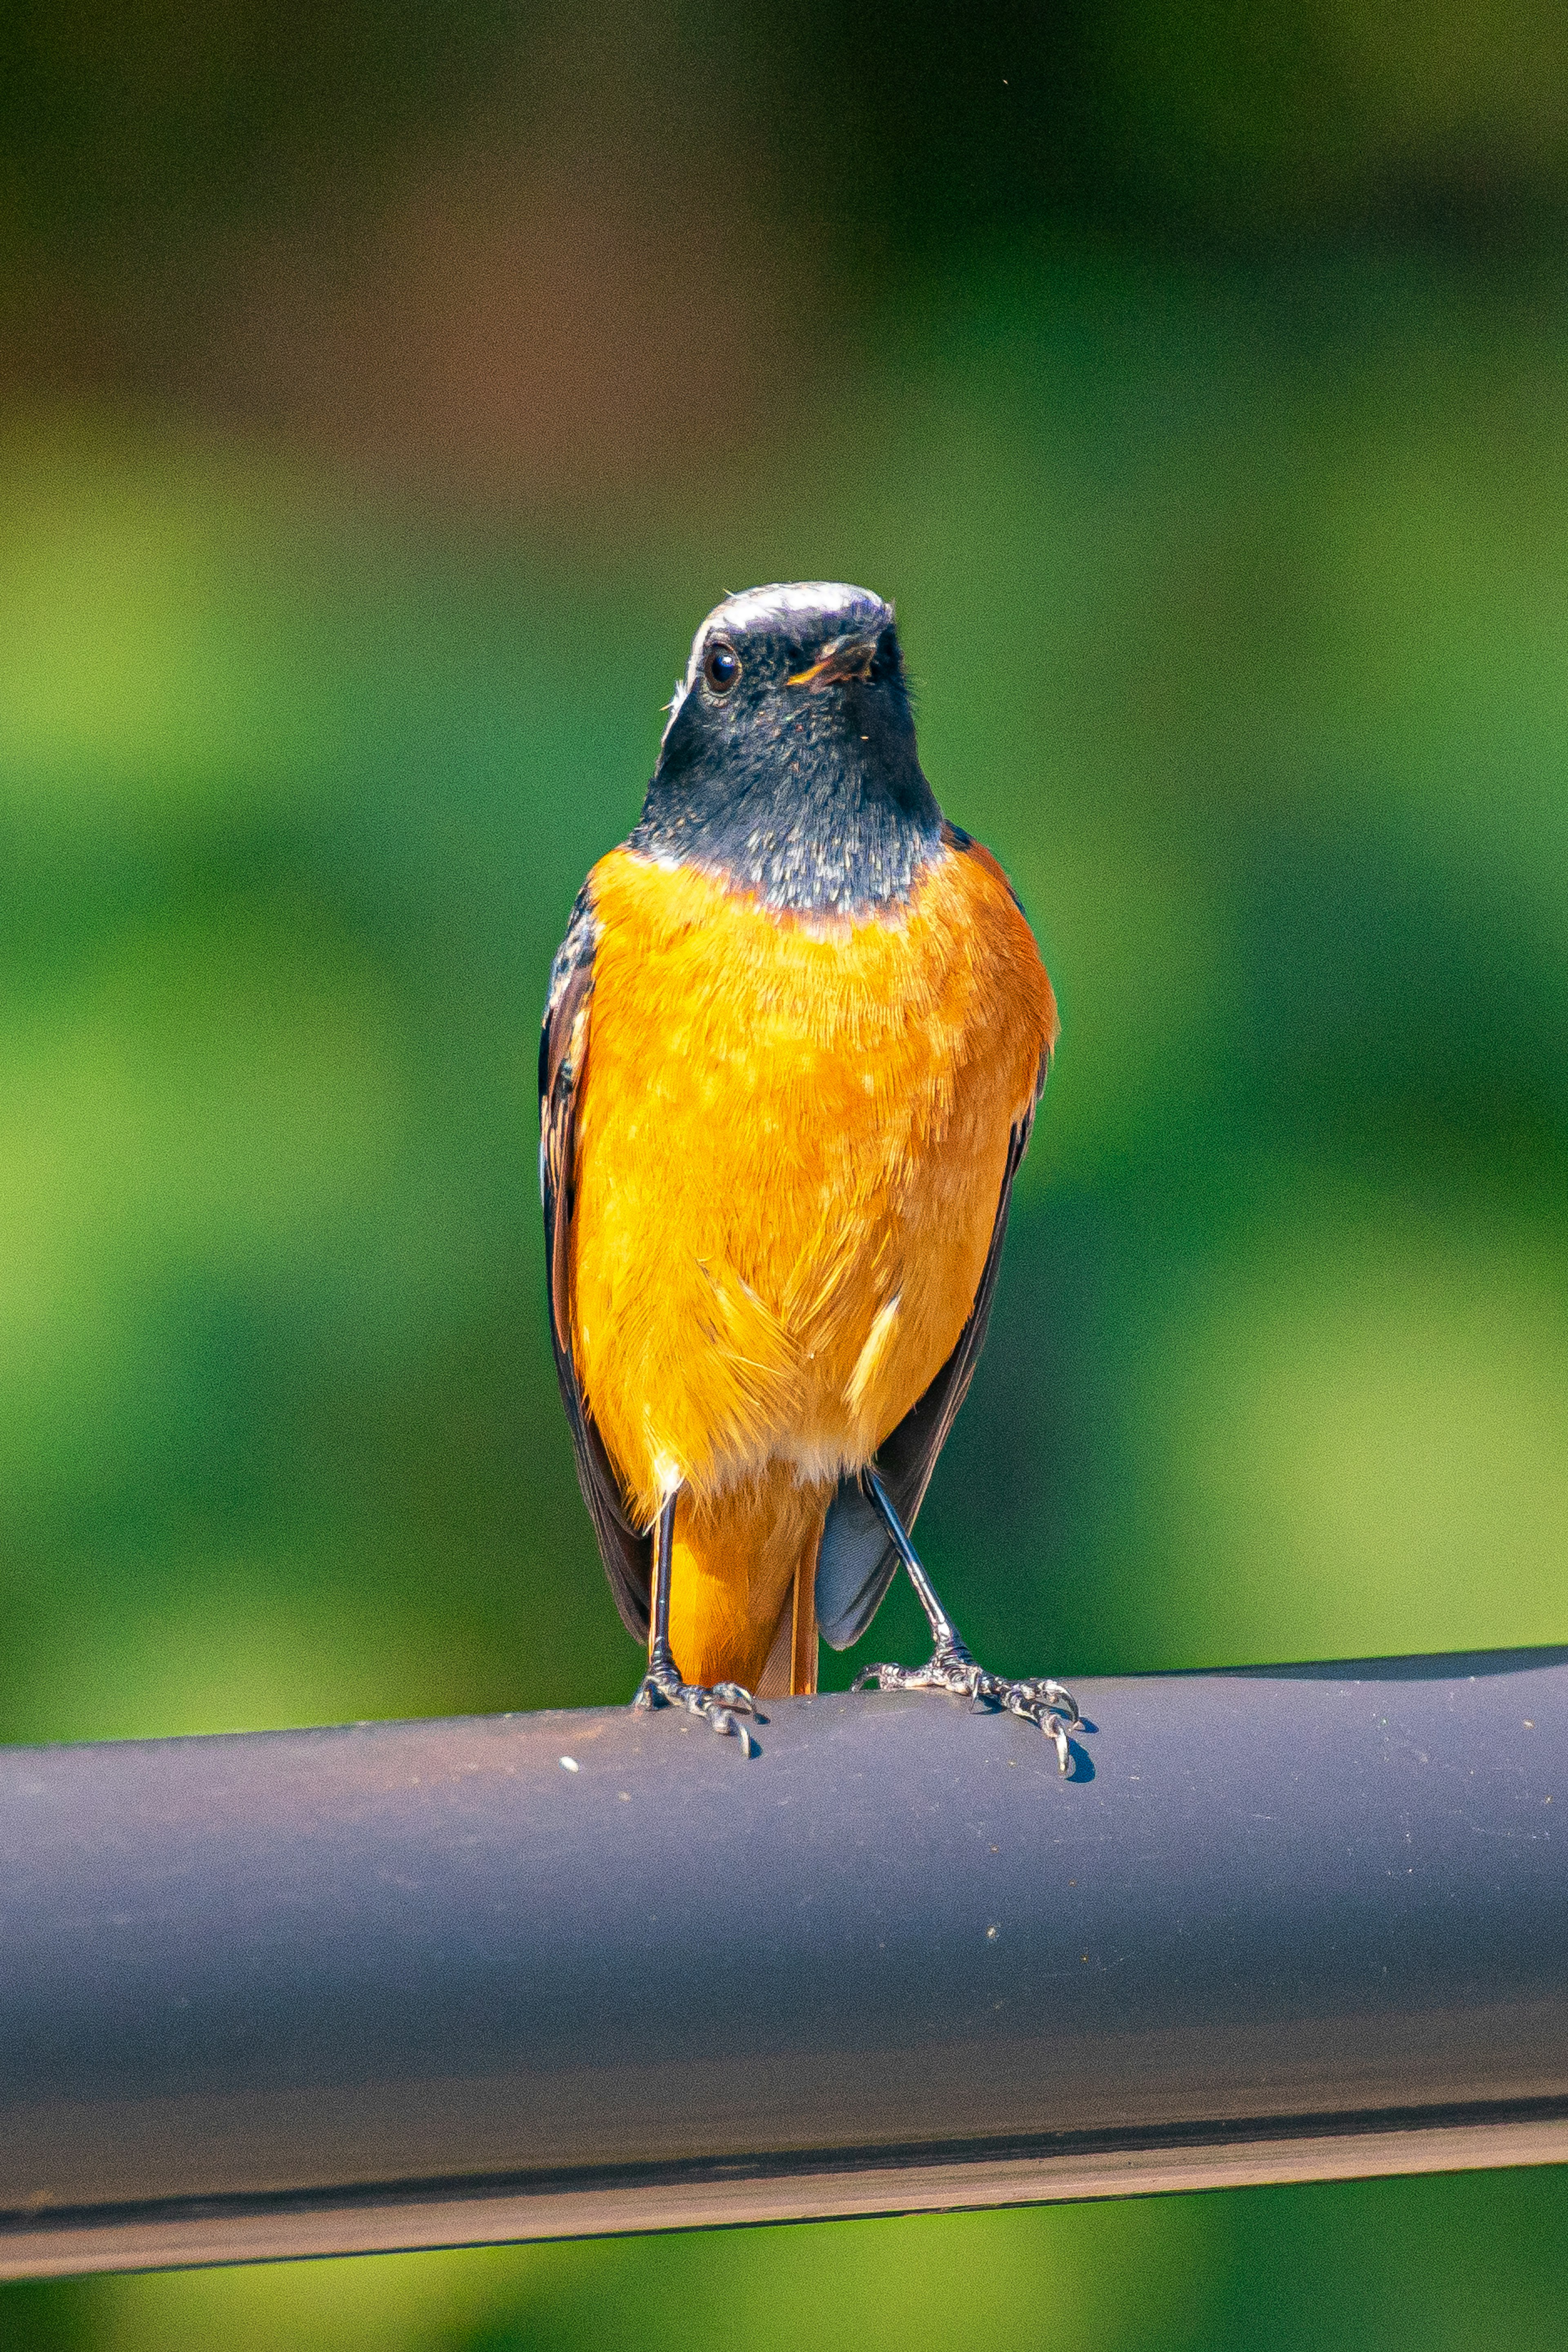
[629,582,945,914]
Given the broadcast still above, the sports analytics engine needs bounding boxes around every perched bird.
[540,583,1078,1766]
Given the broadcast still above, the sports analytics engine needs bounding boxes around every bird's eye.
[703,640,741,695]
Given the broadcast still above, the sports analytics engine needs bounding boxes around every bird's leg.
[851,1467,1080,1772]
[632,1491,757,1753]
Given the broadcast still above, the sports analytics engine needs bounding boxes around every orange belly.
[568,838,1056,1687]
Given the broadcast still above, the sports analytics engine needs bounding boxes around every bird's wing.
[540,887,653,1640]
[814,1073,1043,1652]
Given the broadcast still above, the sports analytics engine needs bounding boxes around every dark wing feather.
[815,1079,1042,1650]
[539,888,652,1640]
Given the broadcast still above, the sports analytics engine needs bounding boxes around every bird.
[539,582,1079,1768]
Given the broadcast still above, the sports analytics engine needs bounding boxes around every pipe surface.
[1,1649,1566,2277]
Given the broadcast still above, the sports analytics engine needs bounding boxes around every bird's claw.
[633,1659,757,1754]
[854,1646,1080,1774]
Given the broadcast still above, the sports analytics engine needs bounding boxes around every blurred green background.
[3,0,1568,2343]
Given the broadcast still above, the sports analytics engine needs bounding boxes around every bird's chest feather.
[570,843,1054,1518]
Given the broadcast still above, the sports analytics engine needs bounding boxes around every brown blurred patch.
[191,138,818,509]
[2,124,826,516]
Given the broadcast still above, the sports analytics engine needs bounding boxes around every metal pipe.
[2,1649,1566,2278]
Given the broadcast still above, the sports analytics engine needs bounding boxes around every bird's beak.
[787,630,880,689]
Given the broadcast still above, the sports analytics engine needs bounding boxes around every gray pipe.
[2,1650,1566,2277]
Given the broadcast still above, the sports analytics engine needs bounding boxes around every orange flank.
[566,836,1058,1694]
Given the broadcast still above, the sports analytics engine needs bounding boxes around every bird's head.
[633,583,943,914]
[662,582,909,750]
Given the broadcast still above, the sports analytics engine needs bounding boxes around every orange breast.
[569,840,1056,1529]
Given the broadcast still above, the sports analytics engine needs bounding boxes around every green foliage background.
[3,3,1568,2343]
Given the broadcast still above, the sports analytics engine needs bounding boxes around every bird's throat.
[630,733,944,916]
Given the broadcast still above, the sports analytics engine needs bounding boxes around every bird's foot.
[633,1656,758,1755]
[854,1645,1081,1773]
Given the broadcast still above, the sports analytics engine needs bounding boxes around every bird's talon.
[1011,1675,1081,1727]
[856,1645,1081,1769]
[631,1663,758,1755]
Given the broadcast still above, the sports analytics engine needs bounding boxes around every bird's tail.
[668,1466,826,1696]
[756,1550,818,1698]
